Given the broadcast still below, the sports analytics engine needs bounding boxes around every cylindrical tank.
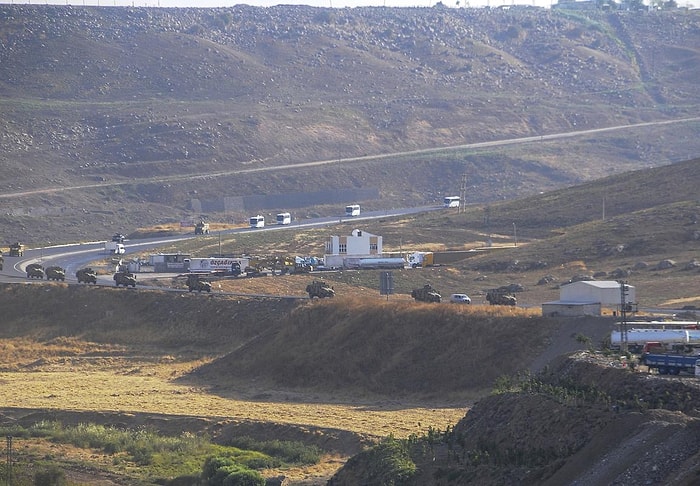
[610,329,690,346]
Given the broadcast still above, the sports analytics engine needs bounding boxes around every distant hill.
[0,5,699,245]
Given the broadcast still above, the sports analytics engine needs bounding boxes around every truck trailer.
[641,353,700,375]
[185,257,249,275]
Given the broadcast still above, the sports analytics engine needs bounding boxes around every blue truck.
[641,353,700,375]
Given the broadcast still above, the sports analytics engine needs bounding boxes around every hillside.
[329,353,700,485]
[0,158,699,483]
[1,5,699,245]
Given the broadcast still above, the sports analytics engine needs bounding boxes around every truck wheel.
[658,367,668,375]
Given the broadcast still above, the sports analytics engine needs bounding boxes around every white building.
[542,280,636,317]
[324,229,382,268]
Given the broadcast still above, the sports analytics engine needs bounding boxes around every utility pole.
[459,173,468,214]
[6,435,12,486]
[619,280,629,354]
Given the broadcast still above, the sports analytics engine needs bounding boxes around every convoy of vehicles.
[443,196,460,208]
[26,263,45,279]
[76,267,98,284]
[45,266,66,281]
[408,252,435,268]
[105,241,126,254]
[276,212,291,225]
[486,289,517,306]
[186,274,212,293]
[186,257,250,275]
[306,280,335,298]
[9,242,24,257]
[411,284,442,303]
[450,293,471,304]
[194,220,210,235]
[113,271,137,288]
[345,204,361,217]
[249,215,265,228]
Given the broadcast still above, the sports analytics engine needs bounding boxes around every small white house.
[324,229,382,268]
[542,280,636,317]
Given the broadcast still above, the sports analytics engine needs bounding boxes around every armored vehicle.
[26,263,45,279]
[486,289,517,306]
[187,274,212,293]
[45,266,66,281]
[9,242,24,257]
[306,280,335,299]
[411,284,442,303]
[76,267,98,284]
[113,271,137,288]
[194,220,210,235]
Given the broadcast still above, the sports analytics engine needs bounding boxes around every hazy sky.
[1,0,697,11]
[0,0,562,9]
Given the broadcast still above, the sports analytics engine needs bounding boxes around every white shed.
[559,280,635,305]
[542,280,636,317]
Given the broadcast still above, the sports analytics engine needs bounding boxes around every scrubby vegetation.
[0,422,322,485]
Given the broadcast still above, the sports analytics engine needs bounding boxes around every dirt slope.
[330,353,700,485]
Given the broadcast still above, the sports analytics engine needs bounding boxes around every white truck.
[185,257,249,275]
[104,241,126,254]
[407,251,434,268]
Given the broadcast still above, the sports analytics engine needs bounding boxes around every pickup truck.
[641,353,700,375]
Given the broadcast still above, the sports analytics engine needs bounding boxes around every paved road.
[1,117,698,200]
[0,205,441,286]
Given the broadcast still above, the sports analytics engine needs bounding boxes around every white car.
[450,293,471,304]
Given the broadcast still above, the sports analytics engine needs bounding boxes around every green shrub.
[227,436,322,465]
[221,469,265,486]
[201,456,264,486]
[34,466,66,486]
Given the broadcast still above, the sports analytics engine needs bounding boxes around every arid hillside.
[1,5,699,245]
[0,156,699,484]
[330,353,700,486]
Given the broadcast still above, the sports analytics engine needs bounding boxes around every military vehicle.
[306,280,335,298]
[45,266,66,281]
[186,274,212,293]
[9,242,24,257]
[26,263,45,279]
[76,267,98,284]
[194,220,210,235]
[411,284,442,303]
[113,271,137,288]
[486,289,517,306]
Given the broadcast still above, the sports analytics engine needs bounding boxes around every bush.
[201,456,265,486]
[34,466,66,486]
[222,469,265,486]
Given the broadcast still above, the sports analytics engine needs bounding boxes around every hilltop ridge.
[1,5,699,244]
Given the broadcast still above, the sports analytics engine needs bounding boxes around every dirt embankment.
[330,352,700,485]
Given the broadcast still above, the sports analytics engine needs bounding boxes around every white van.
[345,204,361,217]
[450,293,471,304]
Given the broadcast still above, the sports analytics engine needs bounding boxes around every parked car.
[450,293,471,304]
